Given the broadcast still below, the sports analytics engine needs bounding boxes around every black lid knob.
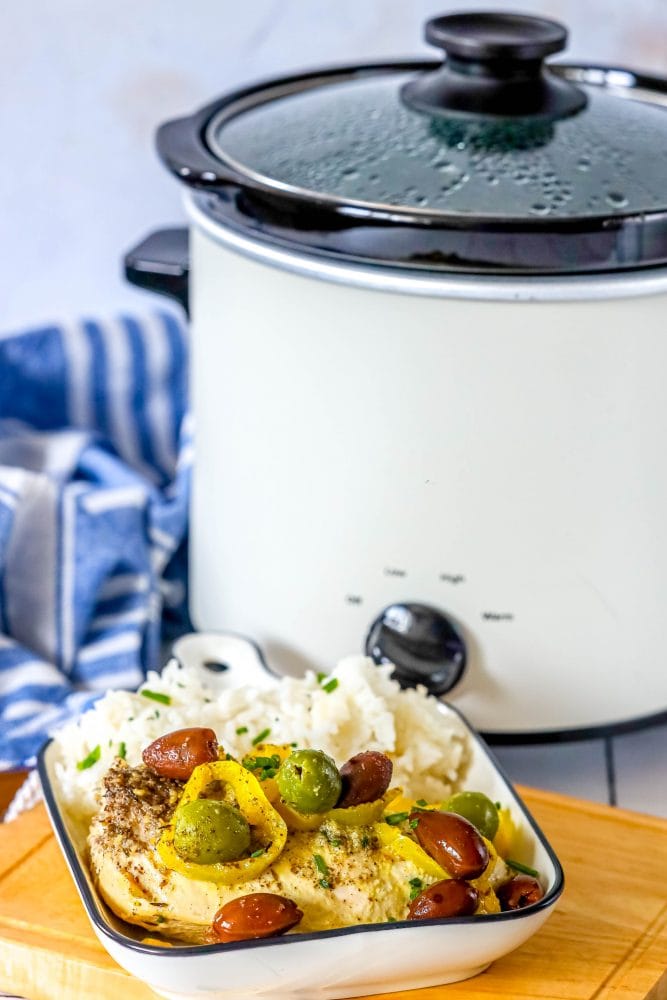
[425,11,567,63]
[402,10,587,121]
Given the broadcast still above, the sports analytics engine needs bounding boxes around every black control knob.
[365,603,467,697]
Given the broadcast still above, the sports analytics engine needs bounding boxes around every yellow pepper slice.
[156,760,287,884]
[275,787,403,832]
[374,822,449,880]
[493,807,515,859]
[274,796,388,831]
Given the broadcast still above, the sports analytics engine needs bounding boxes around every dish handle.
[169,632,279,692]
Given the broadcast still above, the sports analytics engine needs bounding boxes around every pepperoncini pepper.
[274,786,403,832]
[156,760,287,883]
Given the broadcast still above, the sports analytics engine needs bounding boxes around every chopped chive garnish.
[236,726,248,735]
[118,741,127,760]
[322,678,339,694]
[290,741,298,747]
[251,728,271,746]
[319,878,332,890]
[313,854,329,877]
[408,877,423,900]
[316,671,327,684]
[409,818,419,829]
[141,689,171,705]
[495,801,502,810]
[506,859,539,877]
[77,745,101,771]
[385,811,410,826]
[250,848,265,858]
[416,799,428,807]
[242,753,281,781]
[361,835,370,848]
[330,838,342,847]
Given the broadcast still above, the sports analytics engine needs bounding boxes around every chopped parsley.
[319,878,332,890]
[155,915,166,924]
[76,745,101,771]
[385,811,410,826]
[141,689,171,705]
[117,741,127,760]
[361,834,370,848]
[251,727,271,746]
[408,877,423,901]
[316,672,327,684]
[235,726,248,735]
[290,741,298,747]
[409,818,420,829]
[321,678,339,694]
[250,848,265,858]
[416,799,428,807]
[506,859,539,878]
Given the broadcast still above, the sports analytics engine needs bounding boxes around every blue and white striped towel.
[0,311,191,770]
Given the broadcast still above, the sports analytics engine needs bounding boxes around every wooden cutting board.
[0,783,666,1000]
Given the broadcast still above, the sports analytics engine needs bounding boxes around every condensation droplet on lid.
[530,203,550,216]
[606,191,628,208]
[342,168,359,180]
[577,156,592,171]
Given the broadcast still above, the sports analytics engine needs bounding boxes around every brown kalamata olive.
[407,878,479,920]
[497,874,544,911]
[337,750,393,807]
[142,727,219,780]
[412,809,489,879]
[212,893,303,943]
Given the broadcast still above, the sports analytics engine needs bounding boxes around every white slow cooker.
[126,11,667,741]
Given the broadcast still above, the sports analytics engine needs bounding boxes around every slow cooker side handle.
[124,228,190,316]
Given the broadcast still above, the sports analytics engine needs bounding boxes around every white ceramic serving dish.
[38,632,564,1000]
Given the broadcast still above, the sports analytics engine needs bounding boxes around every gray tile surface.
[613,723,667,818]
[490,739,610,805]
[489,722,667,818]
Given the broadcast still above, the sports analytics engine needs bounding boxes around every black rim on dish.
[157,60,667,276]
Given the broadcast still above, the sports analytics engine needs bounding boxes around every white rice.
[51,656,470,827]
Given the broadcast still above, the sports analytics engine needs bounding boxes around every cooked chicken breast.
[88,760,504,944]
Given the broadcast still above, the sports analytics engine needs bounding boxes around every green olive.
[173,799,251,864]
[275,749,342,814]
[442,791,499,841]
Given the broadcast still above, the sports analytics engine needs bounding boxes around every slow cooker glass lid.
[158,11,667,274]
[208,68,667,222]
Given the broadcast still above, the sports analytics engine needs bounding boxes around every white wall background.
[2,0,667,330]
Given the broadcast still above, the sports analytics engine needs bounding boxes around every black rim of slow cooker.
[157,60,667,276]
